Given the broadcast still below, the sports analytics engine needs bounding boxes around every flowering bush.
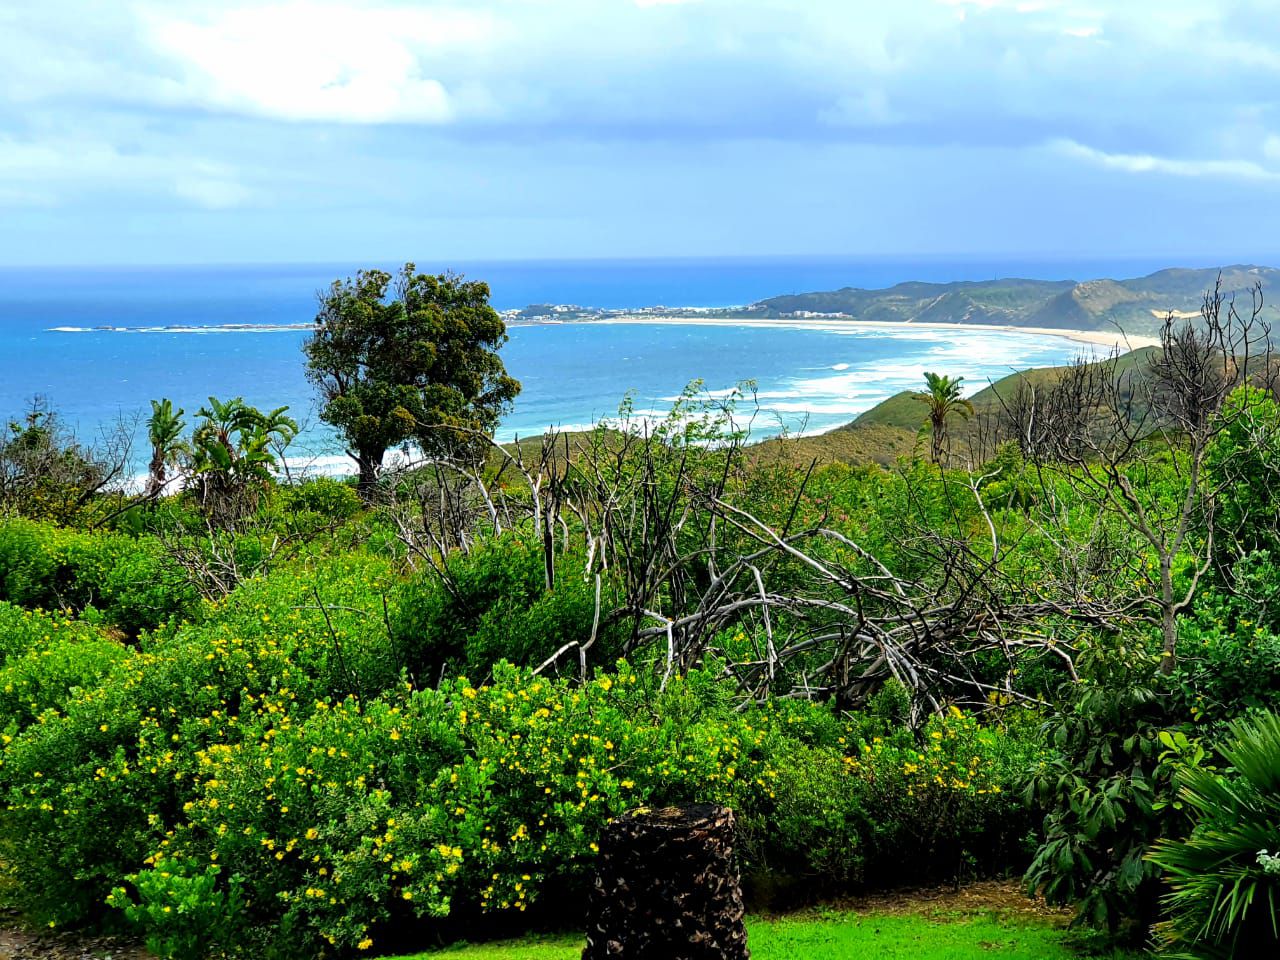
[0,550,1039,957]
[842,706,1038,884]
[0,553,401,927]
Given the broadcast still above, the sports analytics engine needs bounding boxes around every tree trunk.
[355,449,383,501]
[583,804,749,960]
[146,446,165,499]
[1160,604,1177,675]
[1159,563,1177,675]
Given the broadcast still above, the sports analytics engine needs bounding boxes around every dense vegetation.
[1,275,1279,959]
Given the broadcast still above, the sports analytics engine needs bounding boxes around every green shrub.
[1148,711,1280,959]
[107,857,245,960]
[843,707,1038,885]
[392,533,622,679]
[1176,597,1280,725]
[0,519,197,635]
[0,601,125,735]
[274,477,362,522]
[1,635,1033,956]
[1022,637,1185,936]
[0,631,127,730]
[0,520,67,608]
[0,552,401,927]
[0,600,101,665]
[1205,386,1280,567]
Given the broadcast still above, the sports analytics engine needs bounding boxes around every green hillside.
[756,346,1164,468]
[745,265,1280,332]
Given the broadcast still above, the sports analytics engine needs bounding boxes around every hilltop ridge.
[744,265,1280,332]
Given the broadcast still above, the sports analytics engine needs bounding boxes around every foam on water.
[4,286,1085,472]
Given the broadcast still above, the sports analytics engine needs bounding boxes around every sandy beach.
[586,314,1160,352]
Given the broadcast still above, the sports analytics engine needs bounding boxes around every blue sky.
[3,0,1280,265]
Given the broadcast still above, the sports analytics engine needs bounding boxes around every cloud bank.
[1,0,1279,262]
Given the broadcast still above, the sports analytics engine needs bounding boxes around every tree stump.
[582,804,749,960]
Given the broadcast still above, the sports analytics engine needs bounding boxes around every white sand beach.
[588,315,1160,352]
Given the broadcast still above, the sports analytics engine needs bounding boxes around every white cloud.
[1054,138,1280,181]
[138,2,499,123]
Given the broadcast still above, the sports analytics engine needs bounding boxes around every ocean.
[0,257,1166,472]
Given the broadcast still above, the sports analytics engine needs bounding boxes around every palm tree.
[145,399,186,498]
[914,372,975,465]
[190,397,298,522]
[1147,712,1280,958]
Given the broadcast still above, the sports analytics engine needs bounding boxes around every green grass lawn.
[398,909,1139,960]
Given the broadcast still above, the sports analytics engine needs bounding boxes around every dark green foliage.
[108,858,245,960]
[0,552,402,928]
[1022,638,1184,937]
[1205,386,1280,567]
[1148,712,1280,959]
[1175,591,1280,724]
[391,533,620,680]
[0,626,1032,955]
[0,520,196,635]
[0,624,126,728]
[273,476,362,522]
[189,397,298,524]
[304,265,521,492]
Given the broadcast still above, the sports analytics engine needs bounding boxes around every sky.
[2,0,1280,265]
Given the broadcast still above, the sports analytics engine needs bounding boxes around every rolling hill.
[745,265,1280,332]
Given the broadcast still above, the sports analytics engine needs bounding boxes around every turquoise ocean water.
[0,257,1166,473]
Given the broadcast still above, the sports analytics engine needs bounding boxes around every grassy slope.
[751,346,1166,469]
[494,347,1160,474]
[399,911,1135,960]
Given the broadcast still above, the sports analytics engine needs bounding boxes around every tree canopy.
[304,264,521,494]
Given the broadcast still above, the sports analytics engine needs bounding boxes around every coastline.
[582,315,1160,351]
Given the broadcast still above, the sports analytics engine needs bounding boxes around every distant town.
[501,302,851,323]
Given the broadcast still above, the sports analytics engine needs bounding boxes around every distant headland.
[500,264,1280,337]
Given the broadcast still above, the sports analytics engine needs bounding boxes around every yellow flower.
[357,938,373,950]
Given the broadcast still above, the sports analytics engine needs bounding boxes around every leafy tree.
[0,399,129,523]
[914,372,974,464]
[304,264,521,497]
[144,399,187,499]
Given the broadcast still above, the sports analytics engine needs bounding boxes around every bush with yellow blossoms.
[0,545,1040,957]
